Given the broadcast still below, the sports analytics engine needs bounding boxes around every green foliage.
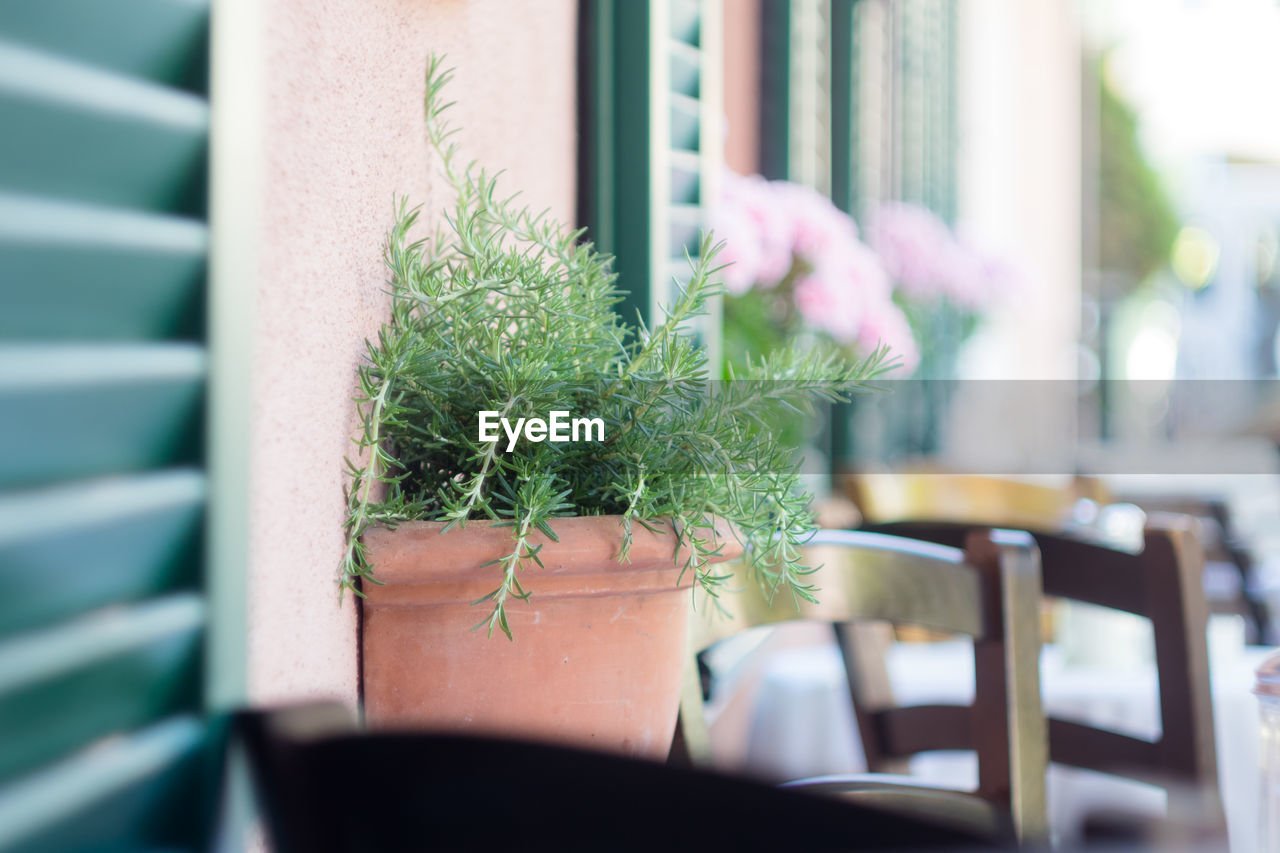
[722,289,796,379]
[340,56,893,638]
[1097,57,1180,288]
[721,272,853,450]
[894,293,975,381]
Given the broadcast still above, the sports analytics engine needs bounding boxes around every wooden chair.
[1114,492,1269,642]
[860,516,1223,832]
[678,529,1048,845]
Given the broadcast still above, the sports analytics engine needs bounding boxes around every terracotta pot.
[361,515,740,759]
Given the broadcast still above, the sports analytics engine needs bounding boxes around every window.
[832,0,959,221]
[580,0,725,361]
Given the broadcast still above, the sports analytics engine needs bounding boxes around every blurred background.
[639,1,1280,849]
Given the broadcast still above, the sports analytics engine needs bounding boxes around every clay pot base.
[361,516,741,759]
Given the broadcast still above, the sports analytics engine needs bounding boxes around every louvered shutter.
[895,0,957,217]
[829,0,961,462]
[582,0,723,361]
[761,0,834,193]
[830,0,958,221]
[0,4,221,851]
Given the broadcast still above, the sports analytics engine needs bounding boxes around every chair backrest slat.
[992,529,1050,841]
[1142,522,1218,796]
[872,704,972,755]
[1048,719,1164,783]
[849,474,1083,530]
[857,521,1148,613]
[690,531,985,653]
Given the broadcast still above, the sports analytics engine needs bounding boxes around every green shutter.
[771,1,959,224]
[761,0,834,193]
[895,0,956,216]
[830,0,859,214]
[584,0,723,363]
[759,0,793,181]
[829,0,961,466]
[0,3,219,851]
[799,1,835,195]
[829,0,958,222]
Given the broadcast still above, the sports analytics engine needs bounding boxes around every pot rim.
[360,515,742,597]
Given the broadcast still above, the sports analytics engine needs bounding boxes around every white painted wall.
[956,0,1082,381]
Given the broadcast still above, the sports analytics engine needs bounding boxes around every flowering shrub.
[868,202,1023,377]
[715,173,1025,385]
[868,202,1016,312]
[713,172,919,375]
[867,202,957,301]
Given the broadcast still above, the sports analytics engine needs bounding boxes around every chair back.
[863,517,1221,823]
[847,474,1107,531]
[681,529,1048,842]
[1117,493,1267,641]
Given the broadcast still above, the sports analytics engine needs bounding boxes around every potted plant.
[340,57,893,757]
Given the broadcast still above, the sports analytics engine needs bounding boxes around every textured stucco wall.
[247,0,578,707]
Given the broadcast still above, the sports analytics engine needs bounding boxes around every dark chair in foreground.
[236,704,996,853]
[678,529,1048,846]
[860,517,1223,834]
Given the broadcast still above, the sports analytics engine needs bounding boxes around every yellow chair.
[845,473,1110,530]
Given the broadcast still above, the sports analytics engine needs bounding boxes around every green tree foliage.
[1097,57,1181,287]
[339,57,893,638]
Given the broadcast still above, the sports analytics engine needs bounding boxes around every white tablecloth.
[740,634,1270,849]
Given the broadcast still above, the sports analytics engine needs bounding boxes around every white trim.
[699,0,725,371]
[649,0,672,326]
[205,0,263,712]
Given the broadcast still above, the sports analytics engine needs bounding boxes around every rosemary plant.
[340,56,894,638]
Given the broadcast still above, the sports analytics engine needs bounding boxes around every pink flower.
[868,203,957,299]
[944,238,1026,310]
[714,171,922,370]
[712,204,764,295]
[714,171,794,288]
[794,274,862,343]
[714,171,865,292]
[856,299,920,375]
[794,242,892,345]
[773,182,859,261]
